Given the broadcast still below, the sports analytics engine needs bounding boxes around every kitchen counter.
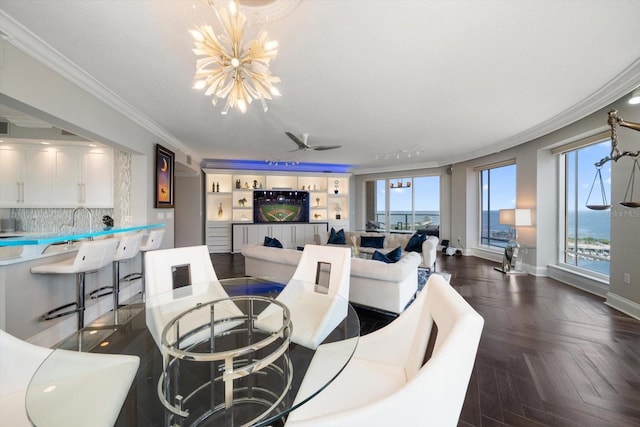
[0,223,165,246]
[0,223,165,345]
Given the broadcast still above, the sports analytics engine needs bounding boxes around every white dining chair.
[256,244,352,350]
[144,245,241,351]
[0,329,139,427]
[285,274,484,427]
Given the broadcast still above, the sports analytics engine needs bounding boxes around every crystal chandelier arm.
[191,0,280,113]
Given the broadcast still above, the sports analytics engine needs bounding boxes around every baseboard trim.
[547,265,609,298]
[605,292,640,321]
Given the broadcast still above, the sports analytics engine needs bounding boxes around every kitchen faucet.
[70,206,93,232]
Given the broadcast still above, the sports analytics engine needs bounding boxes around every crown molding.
[356,58,640,174]
[0,10,196,161]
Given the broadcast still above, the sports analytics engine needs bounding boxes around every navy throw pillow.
[360,236,385,248]
[327,228,346,245]
[405,232,426,253]
[264,236,283,248]
[372,246,402,263]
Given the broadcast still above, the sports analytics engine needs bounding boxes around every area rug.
[417,268,451,291]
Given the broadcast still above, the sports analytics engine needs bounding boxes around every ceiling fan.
[285,132,341,151]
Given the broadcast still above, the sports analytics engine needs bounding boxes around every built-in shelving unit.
[203,169,350,253]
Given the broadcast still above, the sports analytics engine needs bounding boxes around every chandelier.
[190,0,281,114]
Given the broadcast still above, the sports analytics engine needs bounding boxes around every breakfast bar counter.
[0,224,164,346]
[0,223,164,266]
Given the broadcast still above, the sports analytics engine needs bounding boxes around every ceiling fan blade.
[312,145,342,151]
[285,132,308,150]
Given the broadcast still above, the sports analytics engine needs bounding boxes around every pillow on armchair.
[372,246,402,263]
[360,236,385,249]
[405,232,427,253]
[327,228,346,245]
[264,236,283,248]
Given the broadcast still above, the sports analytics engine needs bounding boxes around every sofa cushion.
[360,236,385,249]
[328,228,346,245]
[405,232,426,253]
[263,236,283,248]
[373,246,402,263]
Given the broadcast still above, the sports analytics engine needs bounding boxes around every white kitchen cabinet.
[0,145,53,208]
[82,149,113,207]
[53,147,113,208]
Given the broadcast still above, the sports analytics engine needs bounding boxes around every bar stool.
[112,233,143,311]
[138,229,165,302]
[31,238,119,330]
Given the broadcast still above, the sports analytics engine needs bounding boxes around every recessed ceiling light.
[40,141,50,145]
[88,143,97,147]
[629,88,640,105]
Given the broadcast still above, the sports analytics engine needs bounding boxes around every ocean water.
[375,211,440,230]
[481,210,613,275]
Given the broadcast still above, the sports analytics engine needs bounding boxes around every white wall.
[447,98,639,317]
[0,40,201,248]
[353,96,639,318]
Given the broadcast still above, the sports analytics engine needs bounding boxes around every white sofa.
[314,230,439,271]
[242,244,422,314]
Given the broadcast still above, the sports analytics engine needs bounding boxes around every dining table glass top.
[143,277,359,426]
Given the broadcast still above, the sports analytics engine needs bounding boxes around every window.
[375,176,440,232]
[479,163,516,248]
[562,139,611,276]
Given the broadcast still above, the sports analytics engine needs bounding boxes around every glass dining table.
[145,277,359,427]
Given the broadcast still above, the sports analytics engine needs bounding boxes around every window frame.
[476,161,517,250]
[555,135,611,279]
[374,175,440,233]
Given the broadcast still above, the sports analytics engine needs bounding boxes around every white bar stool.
[138,229,165,302]
[31,238,119,330]
[112,233,143,311]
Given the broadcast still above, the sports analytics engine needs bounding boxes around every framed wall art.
[155,144,175,208]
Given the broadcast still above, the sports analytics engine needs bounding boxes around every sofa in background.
[241,244,422,314]
[314,230,439,271]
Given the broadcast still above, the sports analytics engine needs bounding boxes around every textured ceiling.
[1,0,640,173]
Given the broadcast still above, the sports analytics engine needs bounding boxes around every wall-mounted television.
[253,191,309,223]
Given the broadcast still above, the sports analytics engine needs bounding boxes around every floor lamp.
[494,208,531,274]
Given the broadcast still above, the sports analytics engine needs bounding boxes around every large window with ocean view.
[562,139,611,276]
[479,163,516,248]
[375,176,440,232]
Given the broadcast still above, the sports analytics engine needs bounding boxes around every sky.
[377,176,440,212]
[571,140,612,210]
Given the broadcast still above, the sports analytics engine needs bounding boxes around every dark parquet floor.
[215,253,640,426]
[95,252,639,426]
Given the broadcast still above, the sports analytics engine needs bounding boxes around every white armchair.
[256,244,351,350]
[0,330,139,427]
[285,274,484,427]
[144,245,241,351]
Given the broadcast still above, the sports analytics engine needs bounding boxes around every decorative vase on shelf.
[334,180,339,194]
[316,197,320,207]
[236,179,241,189]
[217,202,223,219]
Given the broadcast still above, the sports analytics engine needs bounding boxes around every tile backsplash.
[10,208,115,233]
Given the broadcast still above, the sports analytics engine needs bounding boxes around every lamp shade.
[499,209,531,226]
[514,209,532,226]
